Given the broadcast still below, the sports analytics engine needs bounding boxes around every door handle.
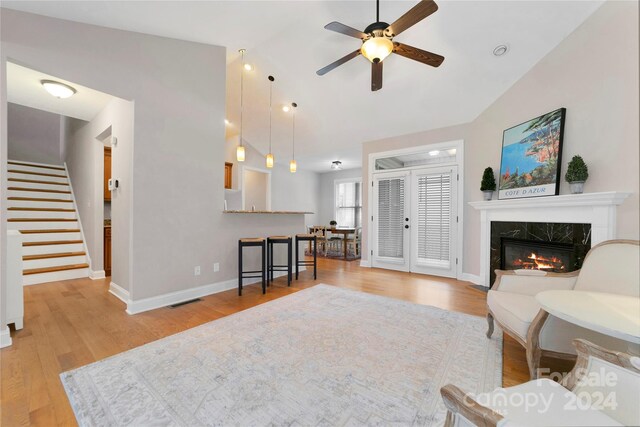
[404,225,410,229]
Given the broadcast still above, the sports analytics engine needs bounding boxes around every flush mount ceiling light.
[331,160,343,170]
[41,80,76,99]
[224,119,230,125]
[282,105,291,113]
[237,49,247,162]
[243,63,253,71]
[493,44,509,57]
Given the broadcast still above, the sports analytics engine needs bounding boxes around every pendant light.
[236,49,247,162]
[266,75,275,168]
[289,102,297,173]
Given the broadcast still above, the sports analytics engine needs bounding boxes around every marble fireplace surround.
[470,192,631,287]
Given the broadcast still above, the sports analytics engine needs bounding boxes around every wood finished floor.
[1,258,573,426]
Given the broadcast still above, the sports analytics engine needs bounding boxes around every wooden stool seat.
[240,237,265,243]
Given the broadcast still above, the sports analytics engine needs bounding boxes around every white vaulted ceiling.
[2,1,603,171]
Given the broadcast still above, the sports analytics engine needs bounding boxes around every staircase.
[6,160,90,285]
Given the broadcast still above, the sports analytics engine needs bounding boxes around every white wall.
[1,9,310,305]
[8,102,63,165]
[361,1,639,279]
[318,168,362,226]
[63,97,134,287]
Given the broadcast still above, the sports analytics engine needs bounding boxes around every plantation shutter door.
[377,177,405,258]
[416,170,453,269]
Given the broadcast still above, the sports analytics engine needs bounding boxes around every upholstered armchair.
[440,339,640,427]
[486,240,639,378]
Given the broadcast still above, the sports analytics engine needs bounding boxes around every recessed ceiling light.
[282,105,290,113]
[224,119,230,125]
[41,80,76,99]
[243,63,253,71]
[429,150,440,156]
[493,44,509,57]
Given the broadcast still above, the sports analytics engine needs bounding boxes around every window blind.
[417,172,452,267]
[335,181,362,227]
[377,178,405,258]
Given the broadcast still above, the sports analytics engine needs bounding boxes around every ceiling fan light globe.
[361,37,393,63]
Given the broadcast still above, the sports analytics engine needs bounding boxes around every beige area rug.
[61,284,502,426]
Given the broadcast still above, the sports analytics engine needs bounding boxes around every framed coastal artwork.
[498,108,566,200]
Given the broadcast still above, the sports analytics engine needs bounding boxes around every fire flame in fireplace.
[512,252,566,271]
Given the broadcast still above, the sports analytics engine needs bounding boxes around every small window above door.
[374,148,457,171]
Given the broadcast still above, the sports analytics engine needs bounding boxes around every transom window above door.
[375,149,457,171]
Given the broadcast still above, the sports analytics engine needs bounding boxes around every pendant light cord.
[239,49,244,148]
[292,106,296,160]
[268,76,274,154]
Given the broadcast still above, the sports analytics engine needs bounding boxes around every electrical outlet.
[194,266,201,276]
[213,263,220,272]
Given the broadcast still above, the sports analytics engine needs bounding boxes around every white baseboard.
[0,326,12,348]
[460,273,485,286]
[359,259,371,267]
[109,282,130,304]
[90,269,106,280]
[123,269,304,315]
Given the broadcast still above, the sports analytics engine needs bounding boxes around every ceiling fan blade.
[316,49,361,76]
[393,42,444,67]
[385,0,438,37]
[324,21,368,39]
[371,61,383,91]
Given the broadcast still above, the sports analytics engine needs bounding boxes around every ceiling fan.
[316,0,444,91]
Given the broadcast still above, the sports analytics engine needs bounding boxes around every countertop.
[223,210,313,215]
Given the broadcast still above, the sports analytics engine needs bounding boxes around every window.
[335,179,362,228]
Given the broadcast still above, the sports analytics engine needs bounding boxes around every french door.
[372,171,411,271]
[372,166,458,277]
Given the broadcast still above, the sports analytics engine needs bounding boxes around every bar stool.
[295,233,317,280]
[238,238,266,296]
[267,236,292,286]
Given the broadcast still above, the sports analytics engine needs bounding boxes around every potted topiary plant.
[565,155,589,194]
[329,220,337,229]
[480,167,497,200]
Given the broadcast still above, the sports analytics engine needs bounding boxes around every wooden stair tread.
[8,187,71,194]
[23,240,83,246]
[19,229,80,234]
[8,178,69,186]
[8,161,65,171]
[23,251,85,261]
[8,218,77,222]
[8,197,73,203]
[8,169,67,178]
[24,263,89,275]
[8,207,75,212]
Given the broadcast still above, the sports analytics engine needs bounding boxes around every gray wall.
[63,97,134,289]
[1,9,307,304]
[318,168,362,226]
[8,102,63,165]
[362,1,639,278]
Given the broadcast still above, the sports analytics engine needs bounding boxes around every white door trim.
[367,139,465,279]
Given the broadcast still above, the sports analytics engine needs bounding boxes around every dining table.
[328,227,356,260]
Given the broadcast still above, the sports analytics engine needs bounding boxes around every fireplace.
[501,238,575,273]
[490,221,591,287]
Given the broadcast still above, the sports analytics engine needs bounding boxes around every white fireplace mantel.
[470,191,631,287]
